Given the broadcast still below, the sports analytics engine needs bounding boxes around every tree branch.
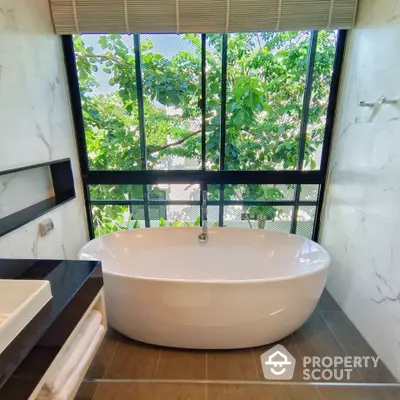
[256,33,263,51]
[149,129,201,154]
[75,52,132,68]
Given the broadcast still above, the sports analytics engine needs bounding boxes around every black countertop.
[0,259,103,400]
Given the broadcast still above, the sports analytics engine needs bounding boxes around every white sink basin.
[0,279,52,354]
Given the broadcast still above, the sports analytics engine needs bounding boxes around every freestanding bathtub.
[78,228,330,349]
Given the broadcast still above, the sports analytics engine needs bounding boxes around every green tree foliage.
[74,31,336,235]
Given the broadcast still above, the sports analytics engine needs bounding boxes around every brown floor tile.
[155,382,206,400]
[254,334,304,382]
[75,382,98,400]
[85,329,121,379]
[317,290,341,312]
[207,384,321,400]
[91,382,206,400]
[318,385,400,400]
[292,312,363,382]
[104,336,161,379]
[156,347,206,379]
[387,387,400,400]
[91,382,154,400]
[322,311,398,384]
[207,349,258,381]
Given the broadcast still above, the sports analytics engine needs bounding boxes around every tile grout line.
[103,337,121,379]
[91,337,121,399]
[102,338,120,379]
[154,349,162,377]
[322,311,398,384]
[320,311,366,383]
[315,385,326,400]
[91,383,99,400]
[83,378,400,387]
[290,333,303,373]
[252,348,260,380]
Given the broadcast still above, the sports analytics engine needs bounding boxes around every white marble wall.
[0,0,88,258]
[320,0,400,381]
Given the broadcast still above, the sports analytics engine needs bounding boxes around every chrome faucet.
[198,189,208,243]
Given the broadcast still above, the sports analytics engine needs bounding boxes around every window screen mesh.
[223,184,295,202]
[89,184,320,237]
[141,34,202,171]
[76,34,141,171]
[296,206,316,239]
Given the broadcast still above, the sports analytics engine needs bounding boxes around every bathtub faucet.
[198,189,208,243]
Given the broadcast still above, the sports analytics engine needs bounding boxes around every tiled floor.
[76,382,400,400]
[76,290,400,400]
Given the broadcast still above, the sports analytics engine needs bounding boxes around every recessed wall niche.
[0,159,75,237]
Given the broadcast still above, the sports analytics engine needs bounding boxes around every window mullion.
[201,34,207,171]
[219,34,228,227]
[133,34,150,228]
[291,30,318,235]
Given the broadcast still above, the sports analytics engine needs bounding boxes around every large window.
[65,30,345,239]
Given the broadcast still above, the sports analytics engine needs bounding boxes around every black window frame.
[62,30,347,241]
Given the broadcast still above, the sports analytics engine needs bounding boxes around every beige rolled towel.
[52,324,105,400]
[37,310,102,398]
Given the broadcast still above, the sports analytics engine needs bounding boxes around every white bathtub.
[78,228,330,349]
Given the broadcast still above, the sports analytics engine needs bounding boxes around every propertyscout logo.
[261,345,380,381]
[261,345,296,380]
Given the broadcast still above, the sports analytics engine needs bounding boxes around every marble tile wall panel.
[320,0,400,382]
[0,0,88,258]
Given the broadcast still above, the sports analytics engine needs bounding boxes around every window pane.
[91,205,142,237]
[225,31,309,171]
[151,205,200,227]
[224,184,295,202]
[299,184,319,202]
[74,34,140,171]
[224,205,293,233]
[207,206,220,227]
[141,34,202,170]
[296,206,316,238]
[207,184,220,200]
[148,184,200,201]
[303,31,338,170]
[89,185,143,201]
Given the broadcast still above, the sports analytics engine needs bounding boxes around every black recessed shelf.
[0,159,75,237]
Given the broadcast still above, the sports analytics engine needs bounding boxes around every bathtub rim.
[78,227,331,285]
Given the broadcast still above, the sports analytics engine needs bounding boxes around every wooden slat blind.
[49,0,358,34]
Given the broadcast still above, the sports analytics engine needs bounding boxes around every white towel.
[37,310,102,398]
[36,324,105,400]
[53,324,105,400]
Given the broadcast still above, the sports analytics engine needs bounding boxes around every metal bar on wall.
[85,170,323,185]
[291,31,318,235]
[219,34,228,227]
[200,35,207,226]
[91,199,317,207]
[219,34,228,172]
[313,30,348,242]
[134,34,150,228]
[201,34,207,171]
[61,35,94,239]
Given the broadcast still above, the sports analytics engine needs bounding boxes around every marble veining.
[0,0,88,258]
[320,0,400,381]
[35,123,53,159]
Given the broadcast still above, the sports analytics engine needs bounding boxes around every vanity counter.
[0,259,103,399]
